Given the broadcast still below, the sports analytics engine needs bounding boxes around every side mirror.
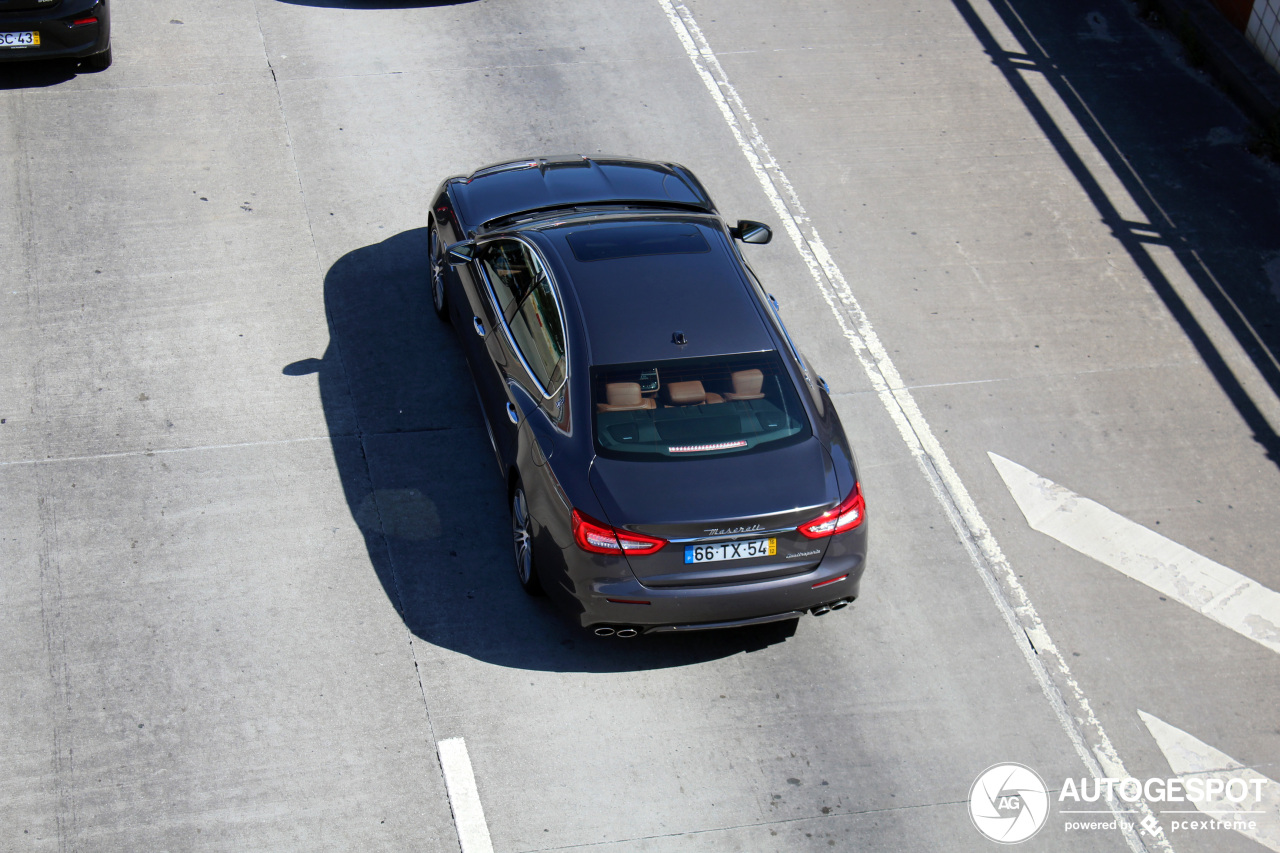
[731,220,772,244]
[445,241,476,266]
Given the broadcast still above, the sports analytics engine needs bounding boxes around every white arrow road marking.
[990,453,1280,655]
[1139,710,1280,851]
[438,738,495,853]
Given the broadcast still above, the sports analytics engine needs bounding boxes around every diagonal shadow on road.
[954,0,1280,464]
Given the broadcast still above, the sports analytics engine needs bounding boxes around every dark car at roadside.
[0,0,110,70]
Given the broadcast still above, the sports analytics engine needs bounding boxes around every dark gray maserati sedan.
[429,155,866,636]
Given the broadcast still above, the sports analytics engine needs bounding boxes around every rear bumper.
[577,549,865,632]
[0,0,108,63]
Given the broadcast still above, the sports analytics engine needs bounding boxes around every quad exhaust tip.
[593,626,639,638]
[812,598,854,616]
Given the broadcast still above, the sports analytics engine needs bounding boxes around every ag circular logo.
[968,763,1050,844]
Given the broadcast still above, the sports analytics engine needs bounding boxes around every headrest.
[667,380,706,405]
[605,382,643,407]
[730,369,764,396]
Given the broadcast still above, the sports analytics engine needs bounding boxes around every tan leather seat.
[666,380,724,406]
[723,369,765,401]
[597,382,657,412]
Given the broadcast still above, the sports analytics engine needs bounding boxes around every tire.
[83,45,112,71]
[511,482,543,595]
[428,222,448,321]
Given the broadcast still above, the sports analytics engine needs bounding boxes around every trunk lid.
[589,438,838,587]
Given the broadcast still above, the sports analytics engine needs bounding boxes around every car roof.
[453,156,714,231]
[531,216,777,366]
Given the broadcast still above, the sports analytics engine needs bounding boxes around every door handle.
[472,316,486,337]
[506,402,519,424]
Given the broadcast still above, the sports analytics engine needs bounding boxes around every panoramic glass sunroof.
[566,223,710,262]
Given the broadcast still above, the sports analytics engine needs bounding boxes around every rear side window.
[481,241,543,322]
[479,239,566,395]
[508,277,566,392]
[591,351,810,460]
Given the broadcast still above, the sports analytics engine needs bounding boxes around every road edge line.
[656,2,1168,850]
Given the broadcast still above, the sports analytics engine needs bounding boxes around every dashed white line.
[656,2,1168,851]
[438,737,495,853]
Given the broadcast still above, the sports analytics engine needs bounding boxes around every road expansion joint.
[244,5,457,843]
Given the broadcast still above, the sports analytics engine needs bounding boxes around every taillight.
[572,510,666,555]
[798,483,865,538]
[71,17,99,26]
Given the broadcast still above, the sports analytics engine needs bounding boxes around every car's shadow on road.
[285,229,795,673]
[0,58,80,90]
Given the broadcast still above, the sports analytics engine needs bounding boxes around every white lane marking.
[990,453,1280,655]
[437,737,495,853]
[657,3,1166,851]
[1138,711,1280,851]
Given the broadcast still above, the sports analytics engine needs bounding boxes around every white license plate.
[684,537,776,564]
[0,32,39,48]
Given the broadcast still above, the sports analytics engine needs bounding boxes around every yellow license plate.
[684,538,777,564]
[0,32,39,48]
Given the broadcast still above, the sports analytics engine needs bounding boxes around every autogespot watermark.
[1060,774,1265,840]
[969,764,1050,844]
[970,764,1270,843]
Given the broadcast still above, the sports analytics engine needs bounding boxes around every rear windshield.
[591,352,811,460]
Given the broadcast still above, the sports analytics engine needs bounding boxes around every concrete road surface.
[3,1,1278,851]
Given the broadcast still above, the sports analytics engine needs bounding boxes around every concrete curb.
[1146,0,1280,126]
